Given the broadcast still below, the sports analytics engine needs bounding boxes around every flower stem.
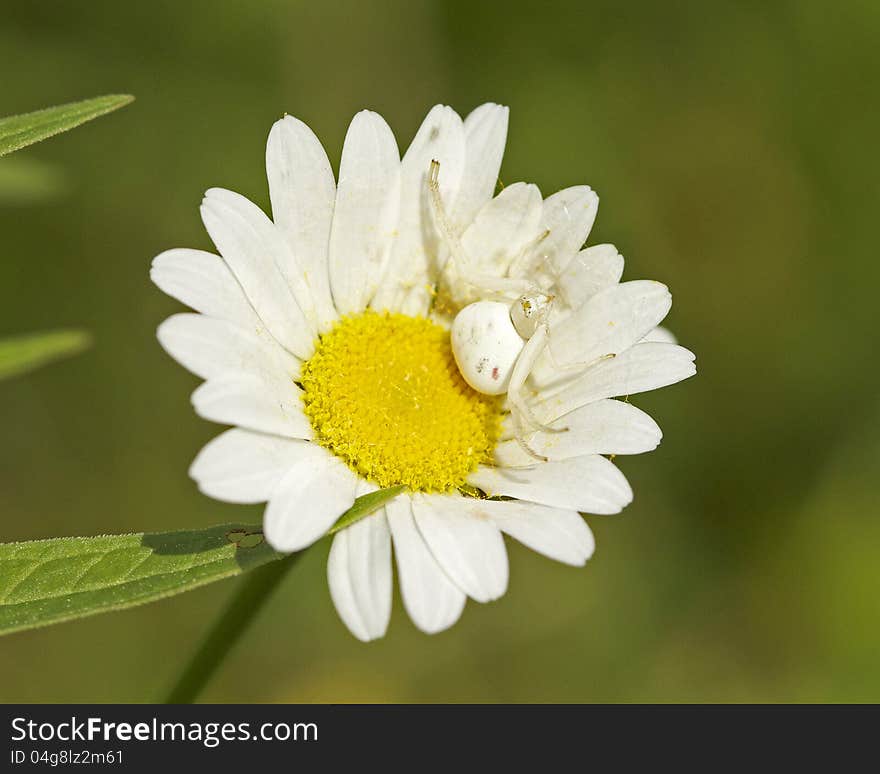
[164,551,304,703]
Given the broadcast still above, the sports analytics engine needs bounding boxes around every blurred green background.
[1,0,878,702]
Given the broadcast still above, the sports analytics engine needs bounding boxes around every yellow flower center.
[301,311,503,492]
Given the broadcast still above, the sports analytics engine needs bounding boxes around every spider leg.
[429,160,537,298]
[546,342,617,373]
[507,228,551,279]
[512,415,548,463]
[508,228,572,297]
[531,326,618,397]
[507,325,567,436]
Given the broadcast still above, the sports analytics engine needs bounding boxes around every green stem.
[164,551,304,703]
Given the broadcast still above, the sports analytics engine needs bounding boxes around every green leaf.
[0,487,403,637]
[0,94,134,158]
[0,157,67,205]
[0,329,91,381]
[327,485,405,535]
[0,524,281,636]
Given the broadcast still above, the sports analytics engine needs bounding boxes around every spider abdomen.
[450,300,524,395]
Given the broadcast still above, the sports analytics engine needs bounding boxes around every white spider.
[427,160,573,461]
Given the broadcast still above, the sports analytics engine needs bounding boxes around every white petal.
[327,512,392,642]
[451,103,509,228]
[191,373,312,440]
[355,478,379,497]
[372,105,465,316]
[189,429,310,504]
[265,116,337,329]
[460,182,543,279]
[642,325,677,343]
[263,446,359,552]
[157,313,299,381]
[469,455,633,515]
[539,186,599,275]
[478,499,595,566]
[150,248,259,327]
[495,398,661,465]
[534,342,696,421]
[386,496,466,634]
[556,244,624,310]
[328,110,401,315]
[546,280,672,376]
[411,493,508,603]
[200,189,316,358]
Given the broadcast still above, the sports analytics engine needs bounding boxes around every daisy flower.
[151,103,696,641]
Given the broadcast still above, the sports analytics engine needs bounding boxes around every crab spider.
[427,160,567,460]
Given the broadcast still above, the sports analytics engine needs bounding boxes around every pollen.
[300,311,503,492]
